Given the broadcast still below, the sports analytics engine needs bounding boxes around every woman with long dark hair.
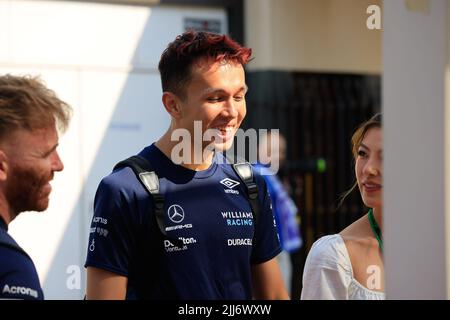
[301,114,384,300]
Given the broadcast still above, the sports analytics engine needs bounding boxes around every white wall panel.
[10,0,149,68]
[135,6,227,68]
[0,0,11,63]
[384,0,448,299]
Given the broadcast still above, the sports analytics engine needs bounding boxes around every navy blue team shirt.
[0,217,44,300]
[85,143,281,299]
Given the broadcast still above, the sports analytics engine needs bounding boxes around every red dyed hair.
[158,30,252,99]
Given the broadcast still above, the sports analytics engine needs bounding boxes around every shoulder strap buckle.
[114,156,183,248]
[230,159,260,224]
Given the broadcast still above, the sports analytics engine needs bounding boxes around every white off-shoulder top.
[301,234,385,300]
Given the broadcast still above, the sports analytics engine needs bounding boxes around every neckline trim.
[335,234,385,296]
[146,144,219,179]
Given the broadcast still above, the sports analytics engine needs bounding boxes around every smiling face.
[355,127,383,210]
[2,124,64,216]
[173,59,247,152]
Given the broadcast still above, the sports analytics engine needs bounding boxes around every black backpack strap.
[113,155,183,248]
[0,230,32,261]
[229,159,260,225]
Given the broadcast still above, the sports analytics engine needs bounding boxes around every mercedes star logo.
[167,204,185,223]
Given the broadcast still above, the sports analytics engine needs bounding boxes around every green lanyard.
[368,208,383,253]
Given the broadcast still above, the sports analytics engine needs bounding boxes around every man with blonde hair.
[0,74,71,299]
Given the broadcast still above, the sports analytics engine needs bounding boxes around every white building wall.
[0,0,227,299]
[384,0,449,299]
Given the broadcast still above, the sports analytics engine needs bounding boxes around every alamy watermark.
[366,4,382,30]
[366,264,383,290]
[66,265,81,290]
[170,121,280,175]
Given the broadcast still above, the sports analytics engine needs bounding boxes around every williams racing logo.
[220,178,240,195]
[221,211,253,226]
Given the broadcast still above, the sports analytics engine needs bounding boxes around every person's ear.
[162,92,183,119]
[0,150,8,182]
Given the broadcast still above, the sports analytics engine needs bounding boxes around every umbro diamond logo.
[220,178,240,189]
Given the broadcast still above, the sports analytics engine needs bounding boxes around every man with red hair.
[85,30,288,300]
